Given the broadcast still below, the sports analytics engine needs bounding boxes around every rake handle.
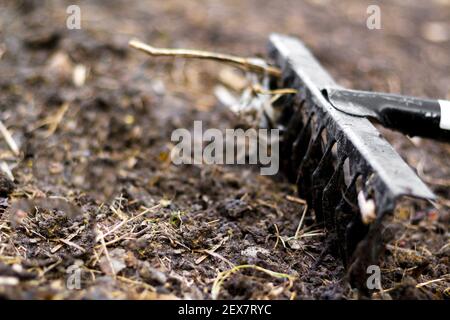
[378,99,450,142]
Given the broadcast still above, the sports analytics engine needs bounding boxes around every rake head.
[267,34,435,291]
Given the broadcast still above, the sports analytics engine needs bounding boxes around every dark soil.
[0,0,448,299]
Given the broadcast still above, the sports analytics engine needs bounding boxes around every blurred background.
[0,0,448,299]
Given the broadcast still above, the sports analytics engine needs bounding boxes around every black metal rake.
[267,34,436,290]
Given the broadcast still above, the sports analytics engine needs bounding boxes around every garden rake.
[266,34,440,291]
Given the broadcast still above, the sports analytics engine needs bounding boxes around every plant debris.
[129,39,281,77]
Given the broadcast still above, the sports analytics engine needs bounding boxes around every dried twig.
[415,275,449,288]
[195,236,229,265]
[202,250,235,268]
[211,264,295,300]
[380,274,450,294]
[273,224,286,249]
[98,229,116,277]
[251,84,298,95]
[0,161,14,181]
[0,120,19,156]
[286,195,307,206]
[59,239,85,252]
[294,202,308,239]
[285,195,309,239]
[117,275,156,292]
[51,225,85,253]
[32,102,70,138]
[129,39,281,78]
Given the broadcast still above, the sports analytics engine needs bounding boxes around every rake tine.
[280,101,305,177]
[322,158,346,233]
[311,139,336,223]
[296,125,325,205]
[292,112,313,182]
[334,175,359,265]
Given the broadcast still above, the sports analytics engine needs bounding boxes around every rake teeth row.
[267,34,435,286]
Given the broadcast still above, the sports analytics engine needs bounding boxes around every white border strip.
[439,100,450,130]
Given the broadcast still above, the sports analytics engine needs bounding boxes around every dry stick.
[59,239,85,253]
[294,203,308,239]
[0,161,14,181]
[203,250,235,268]
[211,264,295,300]
[380,275,449,294]
[273,224,286,249]
[117,275,156,292]
[416,275,449,288]
[51,225,86,253]
[42,102,70,138]
[0,120,19,156]
[195,236,229,265]
[285,195,308,239]
[251,85,298,95]
[42,259,62,276]
[129,39,282,78]
[98,229,116,277]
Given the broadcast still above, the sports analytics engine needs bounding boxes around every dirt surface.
[0,0,449,300]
